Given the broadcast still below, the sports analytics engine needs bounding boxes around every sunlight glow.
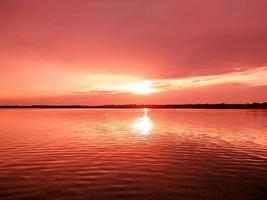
[130,81,157,95]
[73,66,267,98]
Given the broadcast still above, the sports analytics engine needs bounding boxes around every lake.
[0,109,266,199]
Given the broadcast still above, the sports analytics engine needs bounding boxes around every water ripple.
[0,109,266,199]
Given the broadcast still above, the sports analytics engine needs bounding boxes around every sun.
[131,81,156,95]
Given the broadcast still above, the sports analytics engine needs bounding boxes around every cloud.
[67,67,267,98]
[73,89,124,95]
[1,0,267,79]
[147,67,267,92]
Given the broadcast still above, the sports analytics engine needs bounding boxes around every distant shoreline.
[1,103,267,109]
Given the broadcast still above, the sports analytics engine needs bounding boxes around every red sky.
[0,0,267,105]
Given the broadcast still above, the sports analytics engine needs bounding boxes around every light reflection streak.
[132,109,153,135]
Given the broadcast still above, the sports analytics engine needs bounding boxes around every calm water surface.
[0,109,266,200]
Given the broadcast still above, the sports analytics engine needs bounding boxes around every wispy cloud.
[149,66,267,91]
[73,67,267,95]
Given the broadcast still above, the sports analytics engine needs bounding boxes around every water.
[0,109,266,200]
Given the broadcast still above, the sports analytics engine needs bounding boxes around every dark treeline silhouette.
[0,102,267,109]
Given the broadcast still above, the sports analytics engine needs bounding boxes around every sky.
[0,0,267,105]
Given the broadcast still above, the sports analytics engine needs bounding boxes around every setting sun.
[130,81,157,95]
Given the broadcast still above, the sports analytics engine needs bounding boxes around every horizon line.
[1,102,267,109]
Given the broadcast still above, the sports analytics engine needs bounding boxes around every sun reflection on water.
[132,109,153,135]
